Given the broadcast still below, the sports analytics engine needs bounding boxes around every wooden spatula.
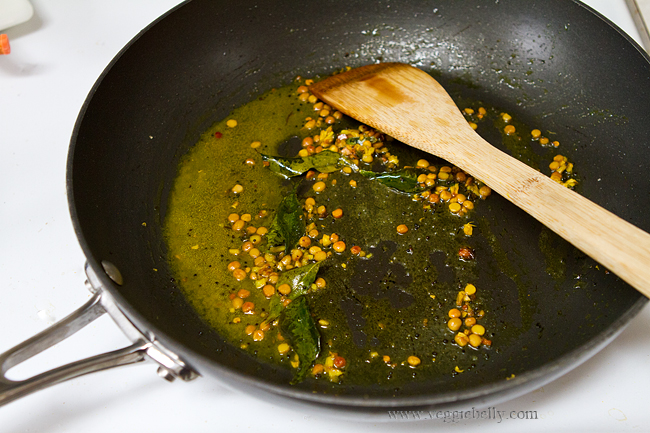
[310,62,650,298]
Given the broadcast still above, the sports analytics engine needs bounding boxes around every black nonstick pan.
[1,0,649,420]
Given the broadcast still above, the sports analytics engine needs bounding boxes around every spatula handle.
[460,139,650,298]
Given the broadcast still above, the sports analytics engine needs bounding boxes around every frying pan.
[1,0,649,420]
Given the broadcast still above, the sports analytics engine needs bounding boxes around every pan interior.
[68,0,649,405]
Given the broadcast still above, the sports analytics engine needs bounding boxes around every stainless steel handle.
[625,0,650,52]
[0,293,148,407]
[0,262,200,407]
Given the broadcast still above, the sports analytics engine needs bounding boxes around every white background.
[0,1,649,432]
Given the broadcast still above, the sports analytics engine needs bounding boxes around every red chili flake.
[333,356,346,369]
[458,247,475,261]
[214,131,223,139]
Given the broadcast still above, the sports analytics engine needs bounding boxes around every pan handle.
[0,293,148,407]
[0,263,200,407]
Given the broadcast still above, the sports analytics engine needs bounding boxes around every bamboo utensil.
[310,62,650,298]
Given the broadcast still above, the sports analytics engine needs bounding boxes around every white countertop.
[1,1,649,432]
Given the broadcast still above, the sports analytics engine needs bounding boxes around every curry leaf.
[261,150,356,178]
[278,262,321,298]
[280,296,321,384]
[267,296,284,325]
[266,189,305,253]
[359,167,430,193]
[265,262,321,323]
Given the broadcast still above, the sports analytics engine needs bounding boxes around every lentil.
[407,356,421,367]
[277,283,291,295]
[232,269,247,281]
[455,333,469,347]
[313,181,326,192]
[448,318,462,331]
[471,324,486,336]
[262,284,276,297]
[479,185,492,198]
[469,334,483,347]
[231,297,243,309]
